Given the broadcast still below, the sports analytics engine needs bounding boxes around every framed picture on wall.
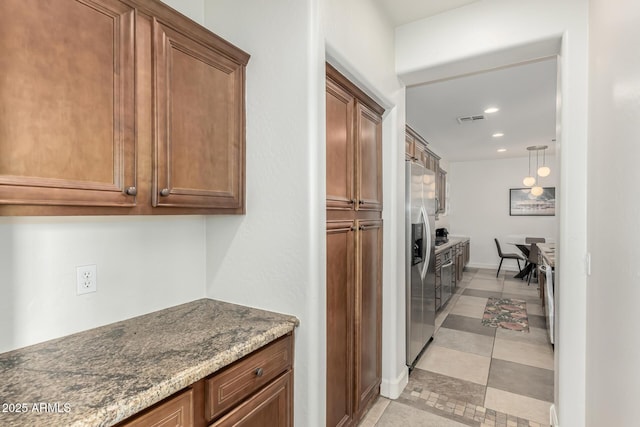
[509,187,556,216]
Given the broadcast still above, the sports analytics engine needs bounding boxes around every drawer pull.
[160,188,170,197]
[125,186,137,196]
[255,367,264,377]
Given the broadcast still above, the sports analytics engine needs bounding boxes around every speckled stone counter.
[0,298,299,427]
[435,236,469,254]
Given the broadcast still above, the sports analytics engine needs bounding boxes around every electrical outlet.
[77,264,97,295]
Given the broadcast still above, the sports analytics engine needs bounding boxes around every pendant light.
[537,146,551,177]
[530,145,545,196]
[522,149,535,187]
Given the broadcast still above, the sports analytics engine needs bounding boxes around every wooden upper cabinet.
[0,0,249,215]
[152,18,246,210]
[0,0,136,207]
[326,78,355,211]
[326,64,384,213]
[355,103,382,211]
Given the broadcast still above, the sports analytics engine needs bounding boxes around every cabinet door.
[326,78,355,211]
[355,219,382,415]
[355,103,382,211]
[405,134,415,160]
[153,19,246,209]
[437,169,447,213]
[326,221,355,427]
[211,371,292,427]
[119,388,193,427]
[0,0,136,207]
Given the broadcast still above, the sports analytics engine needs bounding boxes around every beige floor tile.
[526,303,544,316]
[492,338,554,370]
[357,396,390,426]
[502,280,539,296]
[495,326,550,347]
[375,401,469,426]
[415,345,491,385]
[433,327,494,357]
[466,278,504,292]
[484,387,552,425]
[450,295,488,319]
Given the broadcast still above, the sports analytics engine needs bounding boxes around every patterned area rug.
[482,298,529,332]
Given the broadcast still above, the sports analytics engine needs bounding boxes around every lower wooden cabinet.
[326,219,382,427]
[118,334,293,427]
[210,372,292,427]
[119,388,194,427]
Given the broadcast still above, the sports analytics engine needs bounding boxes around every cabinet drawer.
[205,334,293,422]
[118,388,193,427]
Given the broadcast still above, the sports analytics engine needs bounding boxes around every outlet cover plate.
[77,264,97,295]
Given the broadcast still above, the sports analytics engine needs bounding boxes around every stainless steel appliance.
[435,227,449,246]
[405,160,436,369]
[439,247,454,308]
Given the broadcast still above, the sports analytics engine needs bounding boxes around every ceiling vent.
[456,114,485,124]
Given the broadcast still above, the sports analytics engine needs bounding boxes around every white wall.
[395,1,589,424]
[0,0,208,355]
[202,0,405,425]
[448,156,558,270]
[202,1,323,425]
[586,0,640,425]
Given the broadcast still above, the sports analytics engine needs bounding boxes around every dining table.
[508,242,534,279]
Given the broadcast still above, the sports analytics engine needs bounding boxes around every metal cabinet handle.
[160,188,170,197]
[125,187,137,196]
[350,226,357,232]
[349,199,356,204]
[255,367,264,377]
[358,200,364,205]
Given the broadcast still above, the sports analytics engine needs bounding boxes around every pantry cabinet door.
[0,0,136,207]
[326,221,356,427]
[153,19,246,210]
[355,103,382,212]
[354,219,382,415]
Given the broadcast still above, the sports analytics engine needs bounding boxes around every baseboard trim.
[380,367,408,399]
[550,404,559,427]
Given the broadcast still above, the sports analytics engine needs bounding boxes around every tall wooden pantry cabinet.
[325,64,384,427]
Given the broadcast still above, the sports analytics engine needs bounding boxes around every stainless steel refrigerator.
[406,160,436,369]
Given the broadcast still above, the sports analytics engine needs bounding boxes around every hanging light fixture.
[524,145,549,196]
[522,148,536,187]
[537,145,551,177]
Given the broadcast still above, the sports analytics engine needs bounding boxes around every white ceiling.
[373,0,481,26]
[406,58,558,162]
[373,0,558,163]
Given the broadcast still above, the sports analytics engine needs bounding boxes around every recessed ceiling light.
[484,107,500,114]
[497,148,507,153]
[492,132,504,138]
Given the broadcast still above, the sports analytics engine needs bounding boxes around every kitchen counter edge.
[0,298,299,427]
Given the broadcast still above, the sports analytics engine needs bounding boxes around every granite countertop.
[435,236,470,254]
[0,298,298,427]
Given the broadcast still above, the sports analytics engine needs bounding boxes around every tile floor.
[359,267,554,427]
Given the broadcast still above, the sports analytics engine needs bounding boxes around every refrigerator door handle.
[420,206,430,280]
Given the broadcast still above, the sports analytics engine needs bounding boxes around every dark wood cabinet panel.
[152,18,245,209]
[0,0,136,207]
[326,65,383,427]
[326,79,356,210]
[355,104,382,211]
[354,219,382,414]
[0,0,249,215]
[119,388,194,427]
[211,371,292,427]
[326,221,355,427]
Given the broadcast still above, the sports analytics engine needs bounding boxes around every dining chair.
[494,238,523,277]
[527,243,540,285]
[525,237,546,244]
